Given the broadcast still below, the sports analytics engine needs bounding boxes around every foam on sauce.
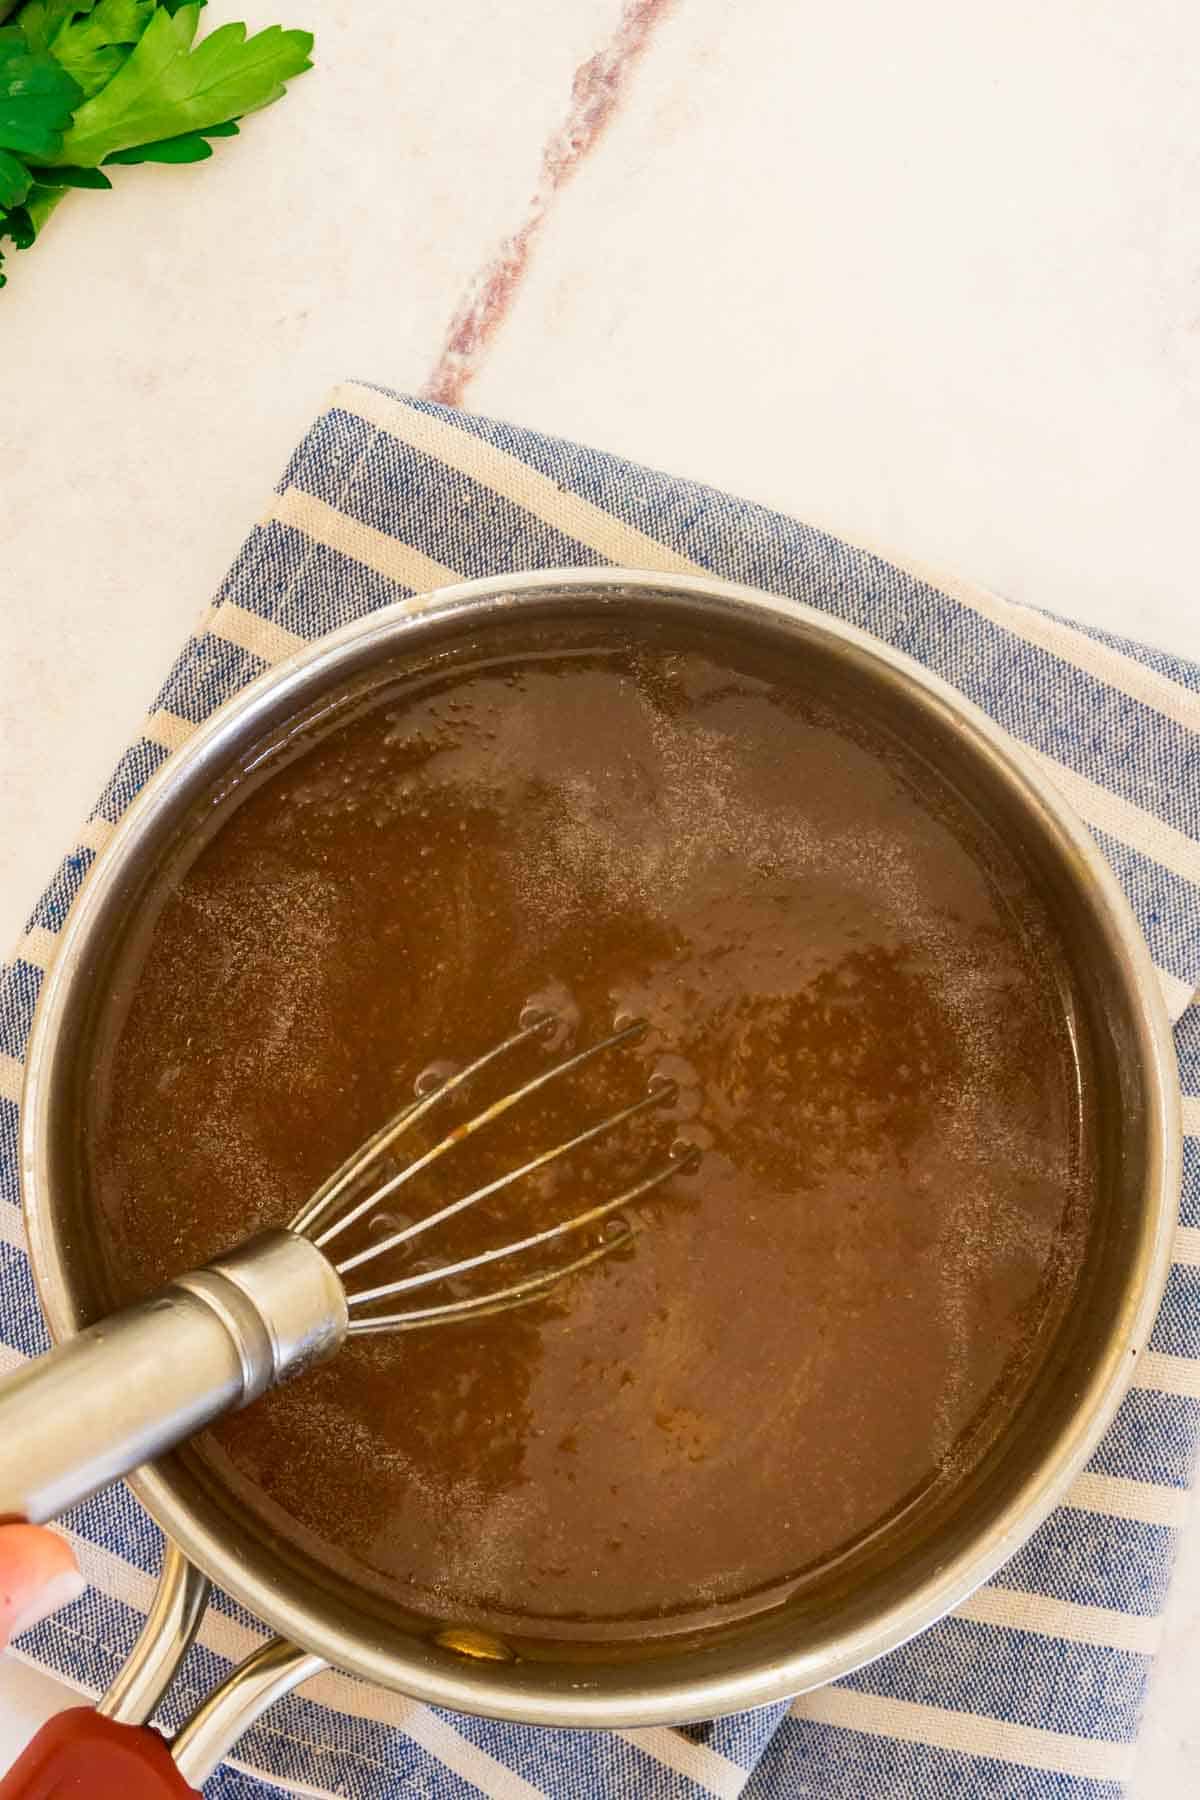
[88,624,1092,1646]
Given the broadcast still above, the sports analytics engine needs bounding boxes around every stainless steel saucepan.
[3,570,1180,1790]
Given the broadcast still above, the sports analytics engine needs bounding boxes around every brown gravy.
[89,620,1091,1646]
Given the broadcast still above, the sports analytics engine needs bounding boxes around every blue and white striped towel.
[2,381,1199,1799]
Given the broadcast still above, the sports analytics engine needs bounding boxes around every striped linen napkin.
[2,381,1199,1800]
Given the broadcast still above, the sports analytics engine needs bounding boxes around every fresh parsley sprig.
[0,0,311,286]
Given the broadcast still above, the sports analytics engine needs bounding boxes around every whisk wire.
[346,1229,636,1335]
[289,1012,696,1333]
[309,1017,648,1251]
[290,1013,554,1239]
[334,1079,675,1280]
[344,1150,690,1311]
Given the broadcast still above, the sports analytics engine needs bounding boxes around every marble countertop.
[2,0,1197,1791]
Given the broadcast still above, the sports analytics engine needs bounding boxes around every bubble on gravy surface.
[89,627,1092,1646]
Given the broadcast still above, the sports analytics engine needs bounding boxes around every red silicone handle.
[0,1708,198,1798]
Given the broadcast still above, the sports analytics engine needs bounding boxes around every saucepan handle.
[0,1709,200,1798]
[0,1546,326,1791]
[0,1544,207,1795]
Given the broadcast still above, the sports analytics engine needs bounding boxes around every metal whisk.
[296,1012,686,1333]
[0,1013,691,1528]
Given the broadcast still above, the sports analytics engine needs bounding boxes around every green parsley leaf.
[0,178,65,283]
[49,0,154,101]
[0,200,34,280]
[28,158,110,184]
[104,113,236,161]
[0,148,29,206]
[0,24,80,204]
[0,25,81,153]
[26,173,69,225]
[14,3,93,57]
[53,4,312,167]
[0,200,35,247]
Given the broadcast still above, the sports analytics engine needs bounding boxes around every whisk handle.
[0,1230,347,1525]
[0,1710,198,1798]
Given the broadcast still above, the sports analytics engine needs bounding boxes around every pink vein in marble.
[423,0,675,407]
